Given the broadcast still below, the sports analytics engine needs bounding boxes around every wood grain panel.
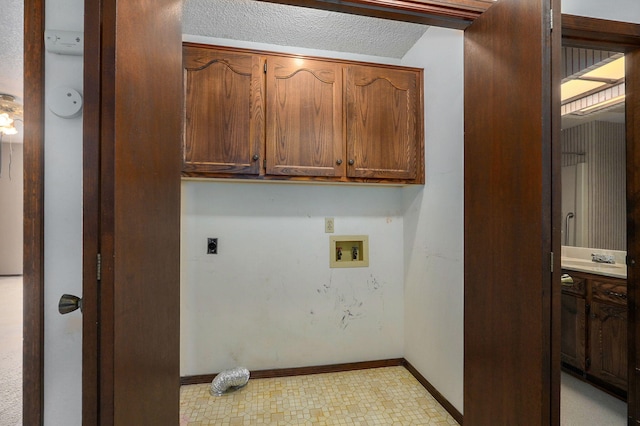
[464,0,554,423]
[82,0,103,422]
[183,46,264,174]
[563,15,640,52]
[88,0,183,424]
[23,0,45,424]
[590,301,628,390]
[266,56,343,177]
[345,65,421,180]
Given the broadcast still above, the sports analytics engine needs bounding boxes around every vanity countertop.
[561,256,627,279]
[561,246,627,279]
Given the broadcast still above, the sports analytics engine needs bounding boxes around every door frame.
[560,14,640,422]
[22,2,640,425]
[23,0,46,424]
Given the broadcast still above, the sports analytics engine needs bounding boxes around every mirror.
[561,48,626,251]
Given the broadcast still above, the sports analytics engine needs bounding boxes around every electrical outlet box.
[207,238,218,254]
[325,217,335,233]
[330,235,369,268]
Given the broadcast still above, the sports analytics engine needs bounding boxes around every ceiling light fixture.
[0,94,23,136]
[561,55,626,116]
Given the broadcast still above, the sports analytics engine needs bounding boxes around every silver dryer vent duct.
[210,367,250,396]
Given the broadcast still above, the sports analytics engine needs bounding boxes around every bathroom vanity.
[561,247,628,399]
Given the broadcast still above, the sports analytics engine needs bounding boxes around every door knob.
[58,294,83,314]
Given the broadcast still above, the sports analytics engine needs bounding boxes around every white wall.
[401,27,465,412]
[181,182,405,374]
[0,141,23,275]
[44,0,84,424]
[562,0,640,23]
[180,36,407,377]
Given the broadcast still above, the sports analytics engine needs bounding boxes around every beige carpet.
[0,276,22,426]
[561,372,626,425]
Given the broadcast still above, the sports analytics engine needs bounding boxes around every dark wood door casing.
[83,0,183,424]
[23,0,46,424]
[464,0,557,423]
[626,43,640,425]
[255,0,494,29]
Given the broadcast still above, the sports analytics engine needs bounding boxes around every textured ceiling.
[0,0,23,142]
[0,0,23,105]
[182,0,429,59]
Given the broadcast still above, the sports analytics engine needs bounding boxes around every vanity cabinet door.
[183,46,265,175]
[345,64,423,181]
[589,299,628,391]
[561,293,586,370]
[265,56,344,177]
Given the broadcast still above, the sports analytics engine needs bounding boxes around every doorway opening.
[559,45,628,424]
[560,14,640,423]
[0,2,24,421]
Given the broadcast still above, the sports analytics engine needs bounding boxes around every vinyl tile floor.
[179,366,459,425]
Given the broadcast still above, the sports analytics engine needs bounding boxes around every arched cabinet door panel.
[345,65,423,180]
[183,46,264,175]
[265,56,343,177]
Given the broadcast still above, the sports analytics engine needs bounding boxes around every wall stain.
[339,300,364,329]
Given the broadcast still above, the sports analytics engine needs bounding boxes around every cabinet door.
[589,300,628,390]
[345,65,422,180]
[561,293,586,370]
[183,46,264,175]
[266,56,343,177]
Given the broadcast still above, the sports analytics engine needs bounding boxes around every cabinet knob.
[336,159,343,165]
[252,154,259,161]
[348,159,355,166]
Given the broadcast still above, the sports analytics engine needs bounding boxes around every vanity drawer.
[591,279,627,305]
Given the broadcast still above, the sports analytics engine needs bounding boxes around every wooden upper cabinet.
[182,43,424,184]
[346,65,423,181]
[266,56,343,177]
[183,46,264,174]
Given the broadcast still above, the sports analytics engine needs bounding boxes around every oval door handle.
[336,159,343,165]
[252,154,259,161]
[58,294,83,314]
[348,159,355,165]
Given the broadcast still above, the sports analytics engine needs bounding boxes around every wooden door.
[464,0,560,423]
[265,56,344,177]
[183,45,265,176]
[561,293,587,370]
[83,0,182,424]
[345,64,421,180]
[345,65,423,179]
[590,300,628,390]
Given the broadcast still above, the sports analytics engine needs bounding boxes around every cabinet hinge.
[549,9,553,31]
[263,159,267,168]
[97,253,102,281]
[264,61,267,73]
[550,251,554,273]
[585,357,591,369]
[586,303,590,315]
